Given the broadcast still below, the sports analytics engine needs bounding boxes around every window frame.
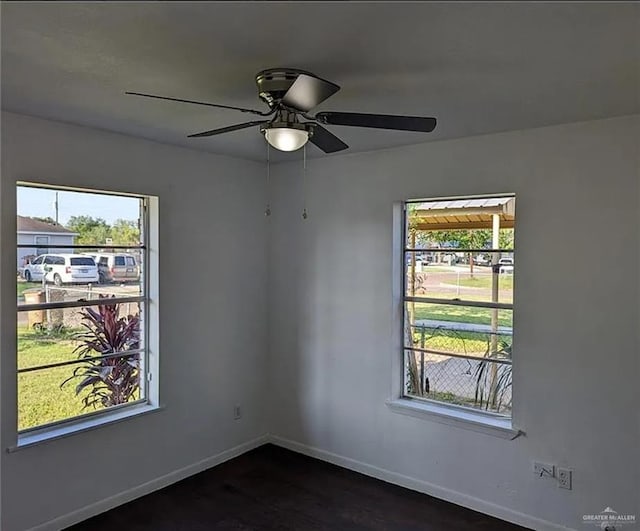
[15,182,159,440]
[387,197,520,438]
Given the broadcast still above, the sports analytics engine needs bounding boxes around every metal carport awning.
[411,196,515,231]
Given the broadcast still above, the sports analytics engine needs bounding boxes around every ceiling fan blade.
[309,124,349,153]
[281,74,340,112]
[188,121,269,138]
[126,92,271,116]
[316,112,437,132]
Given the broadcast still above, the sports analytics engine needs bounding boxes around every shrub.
[62,296,140,409]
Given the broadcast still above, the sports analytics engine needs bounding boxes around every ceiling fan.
[126,68,437,153]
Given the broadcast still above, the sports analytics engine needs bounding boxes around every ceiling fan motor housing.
[255,68,313,108]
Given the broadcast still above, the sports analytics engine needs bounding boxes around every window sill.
[8,403,163,452]
[386,398,522,440]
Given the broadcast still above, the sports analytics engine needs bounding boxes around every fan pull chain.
[264,142,271,217]
[302,144,308,220]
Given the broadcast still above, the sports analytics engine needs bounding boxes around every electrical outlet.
[557,468,572,489]
[533,461,555,479]
[233,404,242,420]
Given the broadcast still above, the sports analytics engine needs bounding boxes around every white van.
[23,254,99,285]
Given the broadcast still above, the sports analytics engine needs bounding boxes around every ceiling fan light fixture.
[262,123,310,152]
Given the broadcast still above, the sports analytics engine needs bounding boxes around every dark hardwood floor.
[68,444,529,530]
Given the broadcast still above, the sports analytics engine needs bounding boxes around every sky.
[17,186,140,226]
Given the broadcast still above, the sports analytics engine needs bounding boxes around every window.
[35,235,49,256]
[17,184,154,433]
[402,195,515,416]
[115,256,125,266]
[69,257,94,266]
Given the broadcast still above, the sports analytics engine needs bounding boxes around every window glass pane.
[404,350,512,415]
[69,257,95,266]
[16,186,143,252]
[404,302,512,358]
[18,260,143,306]
[34,236,50,256]
[405,250,514,304]
[17,281,143,307]
[19,364,141,431]
[18,302,143,367]
[405,197,515,249]
[405,321,513,359]
[405,301,512,331]
[18,302,143,431]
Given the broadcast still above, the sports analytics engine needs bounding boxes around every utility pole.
[54,192,59,225]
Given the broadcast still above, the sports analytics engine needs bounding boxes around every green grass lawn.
[412,303,512,328]
[456,274,514,290]
[408,300,512,356]
[17,326,99,431]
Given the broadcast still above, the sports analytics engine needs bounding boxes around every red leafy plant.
[62,296,141,409]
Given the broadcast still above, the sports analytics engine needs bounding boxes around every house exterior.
[17,215,77,271]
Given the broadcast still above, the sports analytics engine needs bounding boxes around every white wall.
[0,112,269,531]
[2,111,638,531]
[267,115,640,530]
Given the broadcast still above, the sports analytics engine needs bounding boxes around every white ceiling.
[2,2,638,161]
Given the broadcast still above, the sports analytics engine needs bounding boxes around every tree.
[66,216,111,245]
[499,229,514,250]
[31,216,58,225]
[426,228,513,250]
[111,219,140,246]
[420,227,514,275]
[427,228,492,251]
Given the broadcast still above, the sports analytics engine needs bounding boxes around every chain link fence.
[21,284,141,332]
[405,323,512,414]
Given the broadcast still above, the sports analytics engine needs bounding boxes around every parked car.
[498,258,514,274]
[87,253,140,283]
[23,254,99,285]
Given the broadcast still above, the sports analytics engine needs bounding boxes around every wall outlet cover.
[557,468,572,489]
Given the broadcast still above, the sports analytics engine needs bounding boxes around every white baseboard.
[28,435,269,531]
[269,435,575,531]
